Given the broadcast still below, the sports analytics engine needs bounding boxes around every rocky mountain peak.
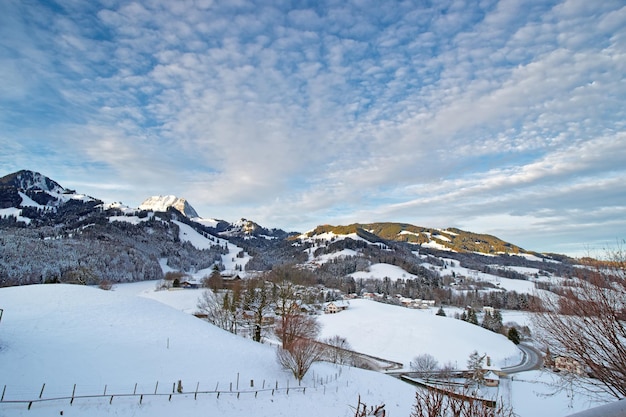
[139,195,200,218]
[0,170,65,193]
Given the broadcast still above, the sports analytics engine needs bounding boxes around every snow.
[139,195,184,212]
[108,215,152,225]
[172,220,251,275]
[508,371,612,417]
[422,240,453,251]
[0,207,31,224]
[513,253,546,262]
[17,191,41,207]
[139,195,199,218]
[0,284,415,417]
[439,259,537,294]
[192,217,221,228]
[350,263,417,280]
[0,283,613,416]
[433,234,451,242]
[318,299,521,370]
[299,231,369,245]
[173,220,216,250]
[310,249,359,264]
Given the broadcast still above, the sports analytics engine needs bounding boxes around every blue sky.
[1,0,625,256]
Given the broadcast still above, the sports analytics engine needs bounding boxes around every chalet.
[554,356,586,375]
[180,278,200,289]
[484,370,500,387]
[397,296,436,309]
[221,274,242,288]
[324,301,349,314]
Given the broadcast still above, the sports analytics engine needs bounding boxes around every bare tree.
[532,245,626,398]
[352,395,386,417]
[196,290,236,333]
[323,335,354,365]
[276,338,323,383]
[411,387,514,417]
[275,303,320,350]
[275,297,322,383]
[410,353,439,377]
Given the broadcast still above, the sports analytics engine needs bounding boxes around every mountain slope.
[0,170,577,290]
[302,223,529,255]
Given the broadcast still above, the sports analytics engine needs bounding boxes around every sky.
[1,0,625,256]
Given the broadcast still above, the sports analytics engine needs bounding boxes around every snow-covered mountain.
[139,195,199,218]
[0,169,580,289]
[0,169,64,193]
[0,169,96,211]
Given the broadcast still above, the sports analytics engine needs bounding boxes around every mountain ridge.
[0,169,581,290]
[0,169,548,257]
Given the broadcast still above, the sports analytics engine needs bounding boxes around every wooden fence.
[0,379,307,410]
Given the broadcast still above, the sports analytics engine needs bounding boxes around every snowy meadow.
[0,282,612,416]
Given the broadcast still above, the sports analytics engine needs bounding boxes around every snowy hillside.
[0,284,416,417]
[172,220,251,275]
[318,299,521,370]
[0,283,612,416]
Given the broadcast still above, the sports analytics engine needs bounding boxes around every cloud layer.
[1,0,625,255]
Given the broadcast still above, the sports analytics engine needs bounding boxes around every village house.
[324,300,349,314]
[396,295,436,309]
[482,306,495,315]
[554,356,586,375]
[180,278,200,289]
[483,370,500,387]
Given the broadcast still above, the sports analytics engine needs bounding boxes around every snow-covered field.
[0,284,415,417]
[0,282,612,416]
[318,299,520,370]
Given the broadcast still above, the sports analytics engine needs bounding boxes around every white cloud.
[1,0,625,255]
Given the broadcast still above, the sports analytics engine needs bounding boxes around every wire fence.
[0,371,345,411]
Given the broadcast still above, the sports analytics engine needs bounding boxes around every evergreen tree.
[507,327,520,344]
[436,306,446,317]
[467,308,478,325]
[492,309,503,333]
[481,310,493,329]
[467,350,486,385]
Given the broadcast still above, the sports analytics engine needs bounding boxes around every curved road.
[502,343,543,374]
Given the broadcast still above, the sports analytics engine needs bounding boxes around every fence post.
[39,383,45,399]
[236,372,239,390]
[70,384,76,405]
[154,381,159,395]
[195,382,199,400]
[104,384,107,396]
[1,384,6,401]
[133,383,137,395]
